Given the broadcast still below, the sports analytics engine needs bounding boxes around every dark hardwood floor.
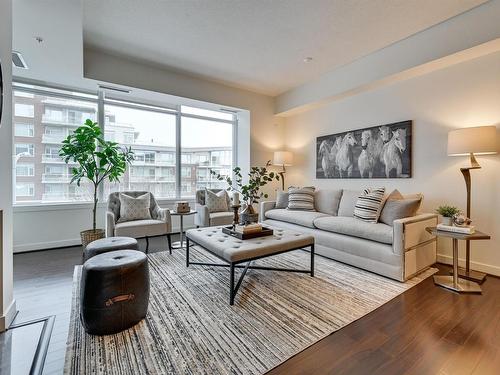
[9,239,500,375]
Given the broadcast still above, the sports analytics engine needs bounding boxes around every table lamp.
[447,125,497,282]
[273,151,293,191]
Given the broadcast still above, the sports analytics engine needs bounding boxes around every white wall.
[284,52,500,275]
[0,0,16,331]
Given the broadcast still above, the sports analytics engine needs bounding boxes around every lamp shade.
[273,151,293,166]
[447,126,497,156]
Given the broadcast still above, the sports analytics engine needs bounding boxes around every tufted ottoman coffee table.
[185,226,314,305]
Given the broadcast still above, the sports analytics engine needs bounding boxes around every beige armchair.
[106,191,172,253]
[194,189,234,227]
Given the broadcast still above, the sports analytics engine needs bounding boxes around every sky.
[108,105,233,148]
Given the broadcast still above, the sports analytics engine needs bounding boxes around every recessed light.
[12,51,28,69]
[303,57,313,63]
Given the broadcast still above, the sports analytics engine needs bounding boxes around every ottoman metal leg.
[186,237,190,267]
[229,263,235,305]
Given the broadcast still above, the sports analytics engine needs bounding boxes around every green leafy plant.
[210,162,280,207]
[435,205,461,218]
[59,119,134,230]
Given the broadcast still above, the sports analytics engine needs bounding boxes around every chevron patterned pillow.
[353,187,386,223]
[287,186,316,211]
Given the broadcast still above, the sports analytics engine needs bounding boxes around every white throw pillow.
[118,193,152,223]
[353,187,386,223]
[287,186,316,211]
[205,189,229,213]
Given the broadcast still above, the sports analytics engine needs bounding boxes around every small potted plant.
[210,163,280,224]
[59,119,134,246]
[435,205,461,226]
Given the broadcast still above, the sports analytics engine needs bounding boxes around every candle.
[232,191,240,206]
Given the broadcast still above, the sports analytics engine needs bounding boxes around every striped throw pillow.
[353,187,386,223]
[287,186,316,211]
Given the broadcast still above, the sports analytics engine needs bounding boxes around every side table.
[171,210,196,250]
[426,227,490,293]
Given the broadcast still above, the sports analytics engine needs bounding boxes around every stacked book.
[437,223,475,234]
[235,223,263,234]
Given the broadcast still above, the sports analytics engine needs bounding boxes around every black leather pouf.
[84,236,139,262]
[80,250,149,335]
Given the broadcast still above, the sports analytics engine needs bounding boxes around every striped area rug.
[65,247,436,374]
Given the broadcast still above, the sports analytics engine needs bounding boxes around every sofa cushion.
[275,191,289,209]
[313,216,393,244]
[353,187,386,223]
[314,189,342,216]
[287,186,315,211]
[337,190,362,217]
[265,209,329,228]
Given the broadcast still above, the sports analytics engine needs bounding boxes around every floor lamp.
[272,151,293,191]
[447,126,497,282]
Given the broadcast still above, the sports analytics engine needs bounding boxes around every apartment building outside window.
[13,83,237,204]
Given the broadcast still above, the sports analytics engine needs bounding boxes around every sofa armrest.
[106,211,116,237]
[393,213,438,255]
[194,203,210,227]
[260,201,276,221]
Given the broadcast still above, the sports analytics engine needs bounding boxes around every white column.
[0,0,16,332]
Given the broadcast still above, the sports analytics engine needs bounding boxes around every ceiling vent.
[12,51,28,69]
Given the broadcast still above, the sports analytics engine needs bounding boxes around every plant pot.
[441,217,453,226]
[240,204,259,225]
[80,229,105,247]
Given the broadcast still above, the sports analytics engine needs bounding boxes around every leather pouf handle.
[105,294,135,307]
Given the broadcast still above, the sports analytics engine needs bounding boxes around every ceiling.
[83,0,487,96]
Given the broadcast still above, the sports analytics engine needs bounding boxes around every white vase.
[441,217,453,226]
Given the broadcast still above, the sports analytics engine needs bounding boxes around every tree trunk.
[93,183,98,231]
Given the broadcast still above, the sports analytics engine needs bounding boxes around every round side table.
[171,210,196,250]
[426,226,490,293]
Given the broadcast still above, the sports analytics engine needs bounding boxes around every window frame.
[13,81,238,206]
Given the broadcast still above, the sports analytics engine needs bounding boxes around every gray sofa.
[260,189,437,282]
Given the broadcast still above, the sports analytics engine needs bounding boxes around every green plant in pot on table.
[59,119,134,247]
[210,163,280,225]
[435,205,461,226]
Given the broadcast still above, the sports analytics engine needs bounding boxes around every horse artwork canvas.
[316,120,412,179]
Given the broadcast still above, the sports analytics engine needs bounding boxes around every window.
[16,163,34,176]
[103,103,177,199]
[15,123,34,137]
[181,115,233,197]
[12,82,237,205]
[13,84,97,203]
[16,183,34,197]
[15,143,34,156]
[15,103,34,117]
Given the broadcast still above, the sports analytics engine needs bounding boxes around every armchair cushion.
[115,219,168,238]
[205,189,229,213]
[117,192,152,223]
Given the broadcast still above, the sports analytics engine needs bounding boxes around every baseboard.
[14,238,82,253]
[0,299,17,332]
[437,253,500,277]
[13,225,196,253]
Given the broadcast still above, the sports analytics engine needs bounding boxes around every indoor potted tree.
[59,119,134,246]
[435,205,461,226]
[210,163,280,224]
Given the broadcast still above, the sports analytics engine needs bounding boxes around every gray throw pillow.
[205,189,229,213]
[337,190,362,217]
[380,197,422,226]
[275,191,289,209]
[287,186,315,211]
[118,192,152,223]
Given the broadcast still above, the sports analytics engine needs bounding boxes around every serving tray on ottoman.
[186,226,315,305]
[221,225,273,240]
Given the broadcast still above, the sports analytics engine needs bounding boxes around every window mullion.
[175,107,182,199]
[97,90,105,203]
